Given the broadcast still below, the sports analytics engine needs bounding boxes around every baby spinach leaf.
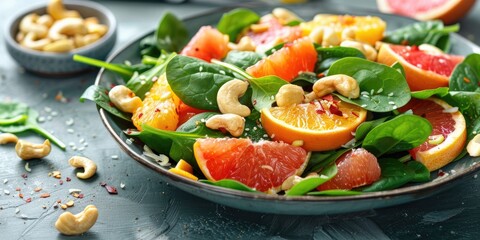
[155,12,189,53]
[308,189,363,196]
[305,143,360,174]
[328,57,411,112]
[223,50,263,70]
[249,76,288,111]
[0,102,28,125]
[166,55,236,111]
[411,87,449,99]
[291,72,317,90]
[126,52,176,99]
[264,43,285,56]
[286,164,337,196]
[448,91,480,141]
[139,34,160,57]
[382,21,459,52]
[391,62,406,77]
[200,179,258,192]
[362,158,430,192]
[176,112,225,138]
[362,114,432,156]
[244,110,269,141]
[217,8,260,42]
[449,53,480,92]
[80,85,132,122]
[0,103,66,150]
[315,46,365,74]
[355,117,389,141]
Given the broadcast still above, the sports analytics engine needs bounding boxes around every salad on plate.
[75,7,480,197]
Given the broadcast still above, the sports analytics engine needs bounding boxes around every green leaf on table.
[217,8,260,42]
[286,164,337,196]
[80,85,132,122]
[411,87,449,99]
[223,50,263,70]
[155,12,189,53]
[362,114,432,156]
[449,53,480,92]
[328,57,411,112]
[0,102,28,125]
[315,46,365,74]
[200,179,257,192]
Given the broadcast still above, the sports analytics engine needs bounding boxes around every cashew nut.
[47,0,81,20]
[250,23,269,33]
[312,74,360,99]
[48,18,87,41]
[21,32,52,51]
[0,133,19,144]
[341,28,356,41]
[37,14,54,28]
[108,85,143,113]
[467,134,480,157]
[308,27,324,44]
[68,156,97,179]
[43,39,75,52]
[322,27,341,47]
[275,84,304,107]
[340,40,377,61]
[19,13,48,38]
[85,23,108,36]
[228,36,256,52]
[55,205,98,235]
[74,33,101,48]
[217,79,251,117]
[272,8,302,25]
[15,139,51,160]
[205,114,245,137]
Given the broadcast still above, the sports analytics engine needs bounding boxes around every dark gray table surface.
[1,0,480,239]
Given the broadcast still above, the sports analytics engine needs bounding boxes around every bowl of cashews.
[4,0,117,76]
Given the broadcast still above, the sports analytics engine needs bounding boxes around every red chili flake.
[463,77,471,83]
[329,104,343,116]
[110,83,116,89]
[25,198,32,203]
[21,173,28,179]
[351,111,359,117]
[34,187,42,192]
[104,90,109,95]
[40,193,50,198]
[438,170,446,177]
[59,180,64,185]
[105,185,118,194]
[315,109,325,114]
[411,45,419,51]
[401,40,409,45]
[77,194,84,199]
[15,187,21,191]
[252,99,257,106]
[19,193,24,199]
[66,177,71,182]
[154,108,160,113]
[138,113,143,119]
[317,72,325,78]
[109,101,115,107]
[100,182,107,187]
[322,94,334,102]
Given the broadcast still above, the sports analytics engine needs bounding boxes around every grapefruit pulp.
[180,26,230,62]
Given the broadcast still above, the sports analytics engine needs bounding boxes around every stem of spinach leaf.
[211,59,252,80]
[0,115,27,125]
[30,126,66,150]
[73,54,133,78]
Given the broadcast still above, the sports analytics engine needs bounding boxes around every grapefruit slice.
[261,96,367,151]
[377,0,476,24]
[377,43,464,91]
[194,138,309,193]
[246,37,317,82]
[399,98,467,171]
[180,26,230,62]
[246,15,303,52]
[317,148,381,191]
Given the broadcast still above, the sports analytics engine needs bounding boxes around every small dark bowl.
[4,0,117,76]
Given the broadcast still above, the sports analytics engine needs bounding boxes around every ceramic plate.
[95,3,480,215]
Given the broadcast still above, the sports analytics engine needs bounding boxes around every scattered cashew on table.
[16,0,108,52]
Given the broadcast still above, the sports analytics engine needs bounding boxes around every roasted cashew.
[341,28,355,41]
[228,36,256,52]
[69,156,97,179]
[21,32,52,51]
[15,139,51,160]
[275,84,304,107]
[55,205,98,235]
[108,85,143,113]
[48,18,87,41]
[340,40,377,61]
[467,134,480,157]
[74,33,101,48]
[85,23,108,36]
[322,27,341,47]
[37,14,54,28]
[0,133,19,144]
[47,0,81,20]
[217,79,251,117]
[43,39,75,52]
[312,74,360,99]
[308,27,324,44]
[19,13,48,38]
[205,113,245,137]
[272,8,302,24]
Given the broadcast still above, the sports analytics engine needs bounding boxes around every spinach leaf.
[249,76,288,111]
[411,87,449,99]
[362,114,432,156]
[73,54,135,80]
[139,34,160,57]
[166,55,236,111]
[244,110,269,141]
[126,52,176,99]
[176,112,226,137]
[0,102,66,150]
[264,43,285,56]
[80,85,132,122]
[155,12,189,53]
[449,53,480,92]
[362,158,430,192]
[448,91,480,141]
[223,50,263,70]
[286,164,337,196]
[200,179,257,192]
[355,117,389,141]
[217,8,260,42]
[316,46,365,74]
[291,72,317,90]
[305,142,359,173]
[382,21,459,52]
[308,190,363,196]
[328,57,411,112]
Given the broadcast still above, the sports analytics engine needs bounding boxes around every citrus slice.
[317,148,381,191]
[180,26,230,62]
[246,15,303,52]
[194,138,309,193]
[300,14,386,45]
[246,37,317,82]
[261,96,367,151]
[399,98,467,171]
[132,74,179,131]
[377,0,476,24]
[377,43,464,91]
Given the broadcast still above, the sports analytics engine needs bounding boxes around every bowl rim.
[4,0,117,57]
